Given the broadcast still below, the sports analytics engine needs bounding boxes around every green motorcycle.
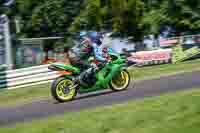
[48,50,131,102]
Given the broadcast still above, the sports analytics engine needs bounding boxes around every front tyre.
[110,70,130,91]
[51,77,77,102]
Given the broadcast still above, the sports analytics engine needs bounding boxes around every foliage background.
[2,0,200,42]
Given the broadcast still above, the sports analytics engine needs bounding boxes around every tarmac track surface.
[0,71,200,127]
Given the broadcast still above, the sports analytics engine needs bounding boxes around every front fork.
[96,63,126,88]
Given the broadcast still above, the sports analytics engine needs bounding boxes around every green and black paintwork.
[49,50,131,102]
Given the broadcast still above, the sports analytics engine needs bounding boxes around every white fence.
[0,65,60,90]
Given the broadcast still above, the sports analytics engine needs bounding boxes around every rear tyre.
[51,77,77,102]
[110,70,131,91]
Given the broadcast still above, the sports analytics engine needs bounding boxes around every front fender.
[119,63,128,71]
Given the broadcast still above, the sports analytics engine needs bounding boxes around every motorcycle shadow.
[53,89,122,104]
[76,90,117,100]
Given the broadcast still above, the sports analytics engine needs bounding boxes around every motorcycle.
[48,49,131,102]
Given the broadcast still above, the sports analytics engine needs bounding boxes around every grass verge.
[1,58,200,107]
[130,58,200,81]
[0,83,51,107]
[1,88,200,132]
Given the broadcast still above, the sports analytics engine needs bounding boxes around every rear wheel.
[110,70,130,91]
[51,77,77,102]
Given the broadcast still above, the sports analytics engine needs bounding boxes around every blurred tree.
[14,0,200,41]
[16,0,84,37]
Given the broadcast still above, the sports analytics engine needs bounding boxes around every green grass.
[130,58,200,81]
[1,88,200,133]
[0,83,51,107]
[1,58,200,108]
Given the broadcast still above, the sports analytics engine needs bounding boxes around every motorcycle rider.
[68,31,92,70]
[68,31,108,85]
[89,31,108,63]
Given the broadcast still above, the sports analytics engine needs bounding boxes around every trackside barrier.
[0,65,60,90]
[127,49,172,66]
[128,34,200,66]
[159,34,200,47]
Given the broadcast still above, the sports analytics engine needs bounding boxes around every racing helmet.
[88,31,103,45]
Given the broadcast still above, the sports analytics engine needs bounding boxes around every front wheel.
[110,70,131,91]
[51,77,77,102]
